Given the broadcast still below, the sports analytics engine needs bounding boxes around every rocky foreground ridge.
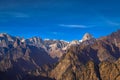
[0,30,120,80]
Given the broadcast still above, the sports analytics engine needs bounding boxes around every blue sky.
[0,0,120,41]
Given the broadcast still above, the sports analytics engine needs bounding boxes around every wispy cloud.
[0,12,29,18]
[59,24,88,28]
[96,14,120,26]
[106,20,120,26]
[12,12,29,18]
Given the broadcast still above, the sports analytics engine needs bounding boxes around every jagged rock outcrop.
[82,33,93,41]
[25,37,44,48]
[44,40,68,58]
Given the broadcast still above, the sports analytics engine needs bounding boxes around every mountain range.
[0,30,120,80]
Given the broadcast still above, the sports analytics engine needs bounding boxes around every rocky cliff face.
[50,51,99,80]
[99,59,120,80]
[44,40,68,58]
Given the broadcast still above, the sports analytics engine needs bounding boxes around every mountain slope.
[49,30,120,80]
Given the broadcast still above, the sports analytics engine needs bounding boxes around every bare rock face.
[82,33,93,41]
[13,39,20,48]
[69,40,79,45]
[48,43,64,58]
[0,59,12,71]
[0,33,16,48]
[50,50,99,80]
[25,37,44,48]
[44,40,69,58]
[99,59,120,80]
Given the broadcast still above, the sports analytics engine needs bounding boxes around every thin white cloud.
[59,24,88,28]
